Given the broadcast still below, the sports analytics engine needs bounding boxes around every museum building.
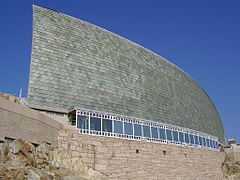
[27,5,225,149]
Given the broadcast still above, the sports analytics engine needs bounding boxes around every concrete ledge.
[0,97,63,147]
[28,103,68,114]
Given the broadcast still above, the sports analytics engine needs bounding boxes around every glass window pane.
[189,134,194,144]
[210,140,213,148]
[55,112,64,116]
[114,121,123,134]
[206,139,210,147]
[143,126,150,137]
[179,132,184,142]
[212,141,215,148]
[184,133,189,143]
[90,117,101,131]
[77,115,89,129]
[151,127,158,139]
[102,119,112,132]
[166,129,172,140]
[215,141,218,149]
[134,124,142,136]
[159,128,166,139]
[199,137,203,145]
[46,111,54,116]
[173,131,178,141]
[194,136,199,145]
[125,122,133,135]
[202,138,206,146]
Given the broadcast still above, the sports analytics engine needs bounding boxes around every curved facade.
[27,5,225,143]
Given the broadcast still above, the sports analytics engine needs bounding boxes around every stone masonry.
[58,127,225,180]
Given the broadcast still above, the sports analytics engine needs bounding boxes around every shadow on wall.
[0,94,63,147]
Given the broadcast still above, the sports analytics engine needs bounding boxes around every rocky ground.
[1,138,240,180]
[222,149,240,180]
[0,139,108,180]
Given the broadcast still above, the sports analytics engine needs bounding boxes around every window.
[173,131,178,142]
[114,121,123,134]
[194,135,199,145]
[159,128,166,140]
[124,122,133,135]
[77,115,89,129]
[202,138,206,147]
[151,127,158,139]
[55,112,64,116]
[206,139,210,147]
[76,110,218,150]
[189,134,194,144]
[143,125,150,137]
[199,136,203,145]
[212,140,215,148]
[134,124,142,136]
[166,129,172,141]
[102,119,112,132]
[90,117,101,131]
[210,140,213,148]
[179,132,184,142]
[46,111,54,116]
[184,133,189,143]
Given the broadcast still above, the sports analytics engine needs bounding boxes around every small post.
[19,88,22,98]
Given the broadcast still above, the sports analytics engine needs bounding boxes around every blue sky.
[0,0,239,143]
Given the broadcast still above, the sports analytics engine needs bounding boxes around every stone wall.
[224,145,240,164]
[0,97,62,147]
[58,127,225,180]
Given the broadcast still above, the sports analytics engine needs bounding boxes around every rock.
[11,168,26,180]
[222,150,240,180]
[5,153,24,167]
[27,169,51,180]
[9,140,23,154]
[56,175,87,180]
[0,139,109,180]
[0,166,26,180]
[9,139,33,154]
[28,169,41,180]
[36,142,52,155]
[87,168,108,180]
[0,143,3,160]
[2,141,9,158]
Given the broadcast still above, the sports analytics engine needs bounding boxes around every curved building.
[27,5,225,143]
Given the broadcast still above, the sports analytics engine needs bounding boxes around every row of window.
[76,114,219,149]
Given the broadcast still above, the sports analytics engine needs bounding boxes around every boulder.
[0,139,109,180]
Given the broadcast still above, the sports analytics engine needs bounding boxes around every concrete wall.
[58,127,225,180]
[0,97,62,147]
[27,5,225,143]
